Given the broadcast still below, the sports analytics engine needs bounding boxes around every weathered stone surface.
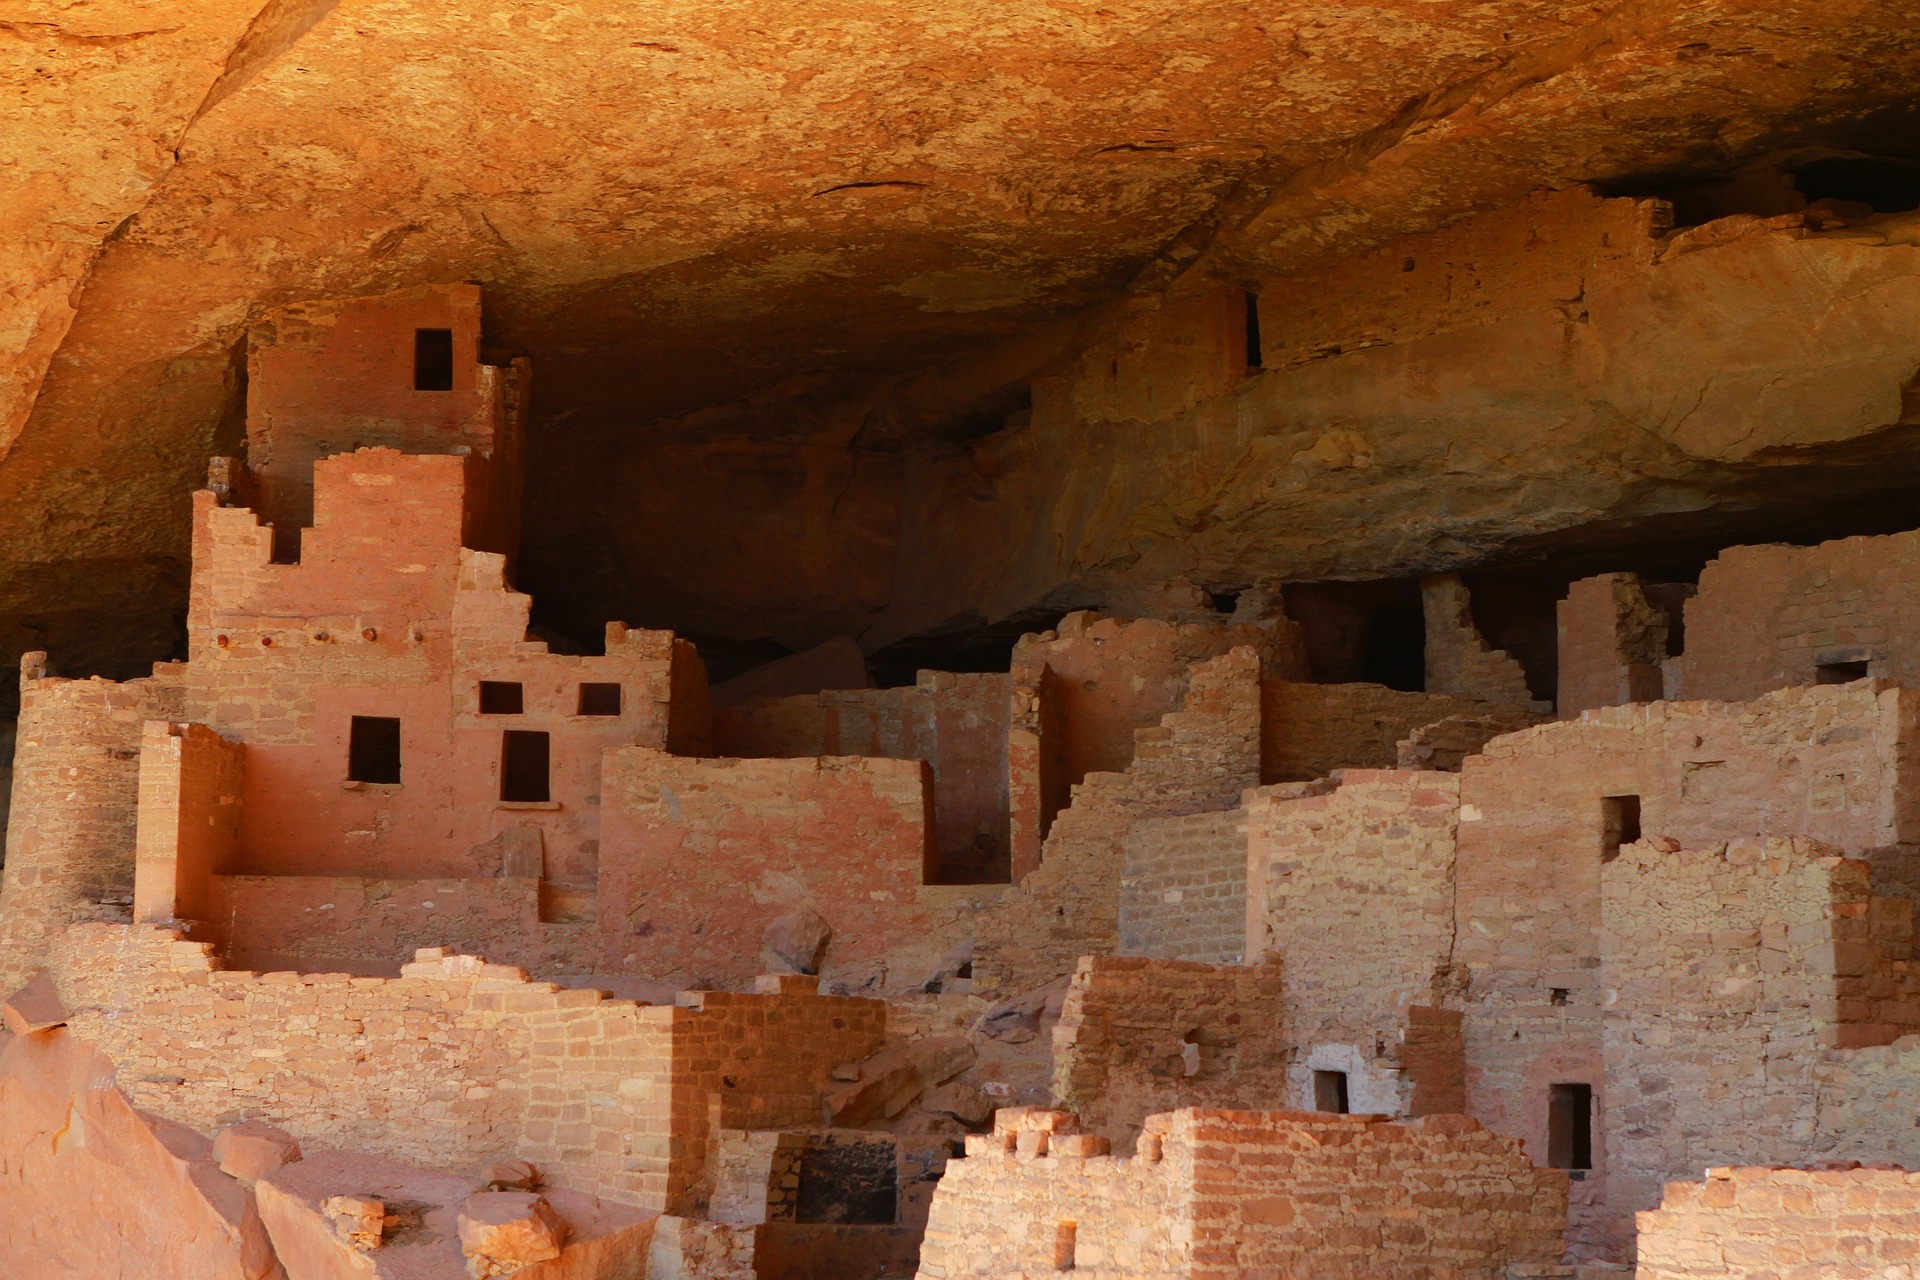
[1,970,69,1035]
[215,1121,303,1185]
[827,1036,978,1125]
[0,1028,279,1279]
[762,908,834,977]
[459,1192,568,1273]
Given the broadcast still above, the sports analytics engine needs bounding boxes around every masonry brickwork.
[976,647,1261,997]
[1457,682,1920,1254]
[1558,573,1671,716]
[1634,1165,1920,1280]
[1422,573,1542,709]
[1258,678,1499,782]
[710,670,1012,883]
[1246,769,1464,1117]
[600,748,1008,995]
[1682,528,1920,703]
[0,658,185,988]
[1116,808,1249,963]
[1600,837,1920,1250]
[915,1107,1568,1280]
[46,925,884,1216]
[1049,956,1288,1151]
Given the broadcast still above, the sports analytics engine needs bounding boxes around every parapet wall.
[1635,1165,1920,1280]
[45,925,884,1215]
[1051,956,1287,1151]
[916,1107,1568,1280]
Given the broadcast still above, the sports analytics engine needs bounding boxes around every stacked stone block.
[1635,1165,1920,1279]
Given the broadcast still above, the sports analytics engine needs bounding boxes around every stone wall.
[1422,574,1539,708]
[1258,678,1491,783]
[1682,528,1920,704]
[1557,573,1669,716]
[915,1107,1568,1280]
[1116,807,1248,963]
[131,721,245,926]
[1050,956,1287,1150]
[1454,681,1920,1257]
[600,747,1005,995]
[710,670,1012,883]
[1600,837,1920,1241]
[1246,769,1462,1116]
[976,647,1261,997]
[46,926,884,1215]
[0,656,185,988]
[1395,708,1543,772]
[1634,1166,1920,1280]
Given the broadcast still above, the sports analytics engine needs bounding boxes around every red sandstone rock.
[1,970,67,1035]
[458,1192,568,1270]
[323,1195,385,1250]
[921,1083,995,1127]
[215,1121,303,1185]
[827,1036,978,1125]
[0,1028,278,1279]
[762,908,833,976]
[709,637,872,708]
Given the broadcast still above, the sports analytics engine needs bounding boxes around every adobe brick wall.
[600,748,1005,995]
[1050,956,1287,1151]
[1682,528,1920,704]
[1422,573,1541,709]
[188,450,694,886]
[1557,573,1669,715]
[711,670,1012,883]
[1116,807,1248,963]
[1600,837,1920,1243]
[1246,769,1463,1116]
[1259,679,1494,782]
[0,655,185,988]
[976,648,1261,997]
[1454,681,1920,1257]
[1006,611,1306,872]
[44,926,884,1215]
[916,1107,1568,1279]
[131,721,245,925]
[244,284,528,559]
[1635,1165,1920,1279]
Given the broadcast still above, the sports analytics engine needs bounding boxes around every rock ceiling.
[5,0,1920,682]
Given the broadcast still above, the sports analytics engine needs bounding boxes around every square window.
[577,682,622,716]
[479,681,524,714]
[1817,660,1870,684]
[414,328,454,391]
[501,730,551,803]
[1313,1069,1349,1114]
[348,716,401,784]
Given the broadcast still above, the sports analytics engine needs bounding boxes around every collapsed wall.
[916,1107,1568,1280]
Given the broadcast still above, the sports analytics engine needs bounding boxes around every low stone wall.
[1634,1165,1920,1279]
[45,925,886,1214]
[1051,955,1287,1151]
[916,1107,1568,1280]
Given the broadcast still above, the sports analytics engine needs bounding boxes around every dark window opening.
[1547,1083,1593,1170]
[1313,1069,1350,1114]
[1362,601,1426,692]
[1054,1221,1077,1272]
[1817,660,1870,685]
[501,730,551,803]
[347,716,402,785]
[270,525,303,565]
[955,961,973,979]
[794,1136,898,1225]
[577,682,622,716]
[413,328,455,391]
[479,681,524,714]
[1550,987,1570,1007]
[1206,589,1242,614]
[1244,291,1263,370]
[1601,795,1642,861]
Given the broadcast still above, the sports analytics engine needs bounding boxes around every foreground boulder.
[0,1027,281,1280]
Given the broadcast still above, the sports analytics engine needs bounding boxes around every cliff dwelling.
[5,5,1920,1278]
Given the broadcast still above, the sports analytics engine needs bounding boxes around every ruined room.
[4,2,1920,1277]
